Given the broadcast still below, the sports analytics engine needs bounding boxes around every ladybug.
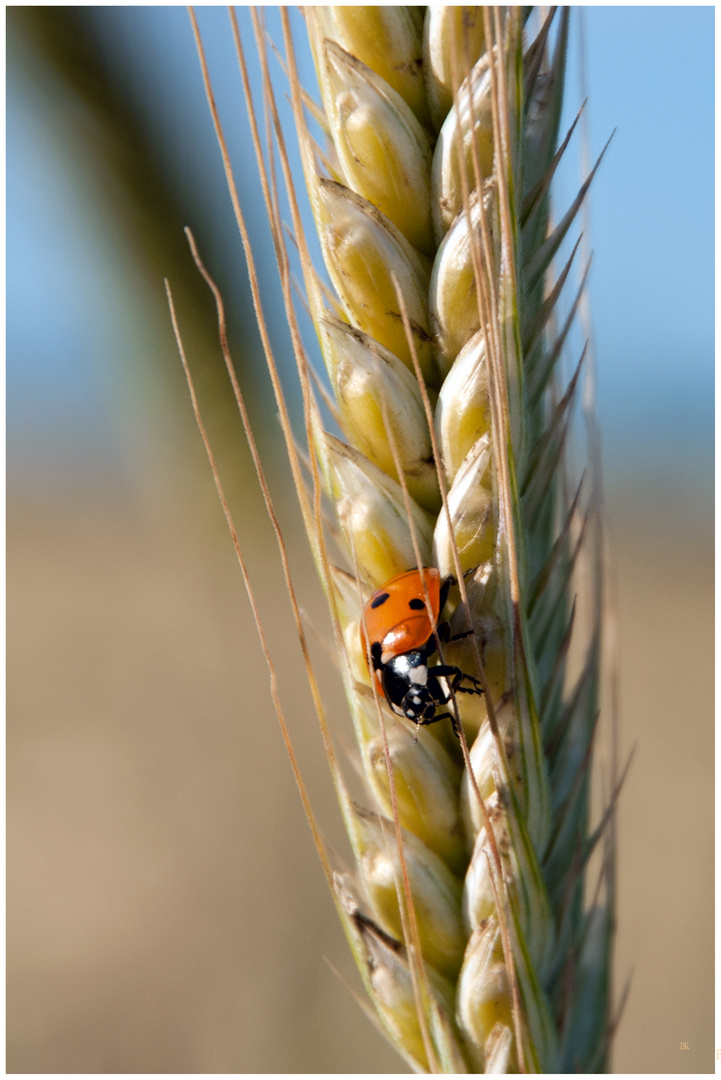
[361,567,483,737]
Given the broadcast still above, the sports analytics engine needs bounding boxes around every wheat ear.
[190,6,619,1073]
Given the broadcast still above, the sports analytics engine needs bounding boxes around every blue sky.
[7,6,714,493]
[561,7,714,487]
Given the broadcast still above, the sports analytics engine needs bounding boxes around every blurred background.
[7,6,714,1073]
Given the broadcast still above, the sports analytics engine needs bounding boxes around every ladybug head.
[401,684,436,723]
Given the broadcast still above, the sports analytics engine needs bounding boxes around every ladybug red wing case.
[361,567,441,671]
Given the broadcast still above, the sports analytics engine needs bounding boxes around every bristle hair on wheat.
[183,6,621,1074]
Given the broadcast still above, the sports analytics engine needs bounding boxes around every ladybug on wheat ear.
[361,567,483,739]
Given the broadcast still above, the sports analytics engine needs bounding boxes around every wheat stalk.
[184,5,621,1072]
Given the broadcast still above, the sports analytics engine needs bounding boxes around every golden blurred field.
[7,471,713,1072]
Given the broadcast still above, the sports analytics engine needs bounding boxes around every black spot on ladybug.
[408,598,425,611]
[371,592,390,609]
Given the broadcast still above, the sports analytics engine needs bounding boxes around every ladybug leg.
[455,676,484,695]
[430,664,484,696]
[415,710,461,740]
[437,622,474,645]
[425,625,452,659]
[436,576,474,645]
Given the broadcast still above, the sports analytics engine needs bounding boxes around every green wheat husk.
[188,6,619,1073]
